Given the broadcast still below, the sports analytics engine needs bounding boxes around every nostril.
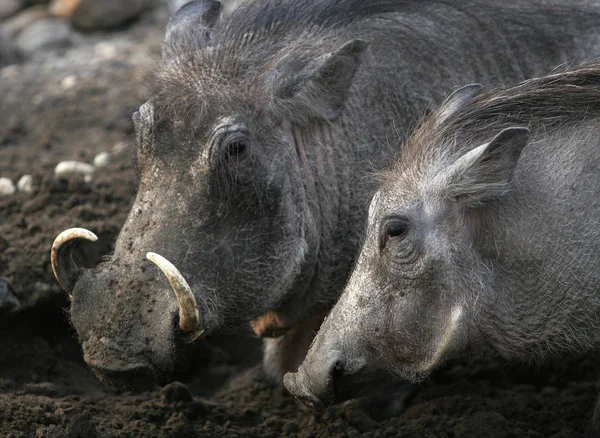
[327,359,349,402]
[331,360,345,383]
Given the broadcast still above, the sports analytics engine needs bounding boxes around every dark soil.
[0,6,598,438]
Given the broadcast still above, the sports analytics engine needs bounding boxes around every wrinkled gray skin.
[69,0,600,389]
[285,64,600,427]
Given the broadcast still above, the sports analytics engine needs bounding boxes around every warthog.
[51,0,600,389]
[284,64,600,426]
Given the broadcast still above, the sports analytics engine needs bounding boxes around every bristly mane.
[150,0,600,130]
[151,0,433,126]
[395,62,600,175]
[217,0,599,47]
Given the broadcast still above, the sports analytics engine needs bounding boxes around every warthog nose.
[285,352,369,409]
[326,359,349,400]
[89,363,157,391]
[284,356,347,409]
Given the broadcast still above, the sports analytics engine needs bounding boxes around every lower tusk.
[51,228,98,298]
[146,252,201,336]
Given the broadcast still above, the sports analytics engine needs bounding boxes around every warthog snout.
[284,348,368,409]
[51,228,205,343]
[88,361,158,392]
[283,356,340,410]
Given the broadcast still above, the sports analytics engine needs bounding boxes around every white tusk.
[146,252,201,336]
[51,228,98,298]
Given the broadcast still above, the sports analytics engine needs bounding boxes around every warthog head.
[284,85,531,407]
[51,0,371,388]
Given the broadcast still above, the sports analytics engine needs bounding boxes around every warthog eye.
[379,218,409,251]
[223,133,249,160]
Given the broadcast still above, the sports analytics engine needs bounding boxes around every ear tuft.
[434,84,483,127]
[272,39,368,121]
[164,0,222,55]
[443,127,530,206]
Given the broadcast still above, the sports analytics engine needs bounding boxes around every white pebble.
[1,65,19,79]
[112,141,128,155]
[17,174,33,193]
[60,75,77,90]
[93,151,111,168]
[55,161,95,180]
[0,177,15,196]
[95,42,117,60]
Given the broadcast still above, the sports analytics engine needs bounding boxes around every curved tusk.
[146,252,201,336]
[51,228,98,298]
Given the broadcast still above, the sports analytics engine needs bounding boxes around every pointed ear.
[164,0,222,55]
[434,84,483,127]
[441,127,530,206]
[272,39,368,121]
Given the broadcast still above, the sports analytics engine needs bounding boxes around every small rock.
[94,41,117,60]
[0,177,15,196]
[0,0,22,21]
[50,0,149,31]
[112,141,128,155]
[92,151,111,168]
[161,381,193,404]
[0,6,50,38]
[17,174,33,193]
[49,0,79,18]
[67,411,98,438]
[15,18,71,55]
[60,75,77,90]
[55,160,94,180]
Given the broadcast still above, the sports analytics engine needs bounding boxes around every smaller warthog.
[285,64,600,425]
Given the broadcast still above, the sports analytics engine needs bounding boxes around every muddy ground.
[1,4,599,438]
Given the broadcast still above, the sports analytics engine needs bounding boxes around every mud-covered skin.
[284,64,600,430]
[69,0,600,388]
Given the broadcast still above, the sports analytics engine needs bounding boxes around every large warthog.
[52,0,600,389]
[284,64,600,422]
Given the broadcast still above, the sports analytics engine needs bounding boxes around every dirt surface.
[1,4,599,438]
